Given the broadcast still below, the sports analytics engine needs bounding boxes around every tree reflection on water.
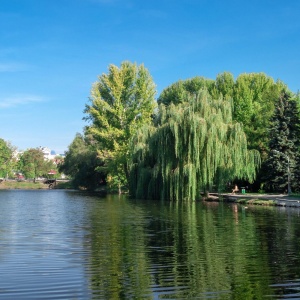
[86,195,300,299]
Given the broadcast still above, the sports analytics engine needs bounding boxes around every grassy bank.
[0,180,48,189]
[0,180,72,190]
[235,198,276,206]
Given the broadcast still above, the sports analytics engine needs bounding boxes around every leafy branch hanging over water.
[129,90,261,201]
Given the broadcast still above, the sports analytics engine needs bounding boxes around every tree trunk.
[123,163,129,183]
[118,182,121,195]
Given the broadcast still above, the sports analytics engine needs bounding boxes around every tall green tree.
[18,148,50,182]
[59,133,105,190]
[158,72,286,159]
[129,90,260,201]
[84,61,156,192]
[0,138,13,178]
[156,72,291,192]
[213,72,235,99]
[158,76,214,106]
[232,73,286,158]
[263,92,300,193]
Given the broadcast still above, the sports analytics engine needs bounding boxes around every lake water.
[1,190,300,299]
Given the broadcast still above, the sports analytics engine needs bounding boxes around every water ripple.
[1,191,300,299]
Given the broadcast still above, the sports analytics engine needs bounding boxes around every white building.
[38,147,56,161]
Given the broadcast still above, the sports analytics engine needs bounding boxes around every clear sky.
[1,0,299,154]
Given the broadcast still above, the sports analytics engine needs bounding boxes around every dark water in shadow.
[1,190,300,299]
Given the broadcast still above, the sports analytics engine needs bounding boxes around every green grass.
[0,180,48,189]
[236,198,276,206]
[0,180,72,190]
[290,193,300,197]
[55,181,74,189]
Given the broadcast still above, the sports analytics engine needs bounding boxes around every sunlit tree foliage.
[158,72,286,160]
[0,138,13,178]
[18,148,55,182]
[129,90,260,201]
[84,61,156,192]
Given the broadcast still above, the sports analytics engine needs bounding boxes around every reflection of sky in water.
[0,191,90,299]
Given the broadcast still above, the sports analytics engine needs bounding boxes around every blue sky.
[1,0,300,154]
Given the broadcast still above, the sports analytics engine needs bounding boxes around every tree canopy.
[84,61,156,192]
[158,76,215,106]
[263,92,300,193]
[129,90,260,201]
[59,133,106,190]
[0,138,13,178]
[158,72,287,159]
[18,148,54,182]
[232,73,287,157]
[61,64,299,196]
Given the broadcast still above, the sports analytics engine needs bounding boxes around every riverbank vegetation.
[0,140,64,184]
[61,62,300,200]
[129,90,260,200]
[2,61,300,200]
[0,179,72,190]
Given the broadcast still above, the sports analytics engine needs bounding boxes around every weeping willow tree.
[129,90,261,201]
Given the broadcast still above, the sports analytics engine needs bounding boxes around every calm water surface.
[1,190,300,299]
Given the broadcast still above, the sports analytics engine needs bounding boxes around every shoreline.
[207,193,300,208]
[0,180,70,190]
[1,182,299,208]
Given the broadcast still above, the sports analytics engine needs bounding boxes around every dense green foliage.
[39,61,300,196]
[59,133,105,190]
[157,72,297,194]
[158,76,215,106]
[233,74,286,158]
[0,138,13,178]
[84,61,156,192]
[18,148,56,182]
[78,65,299,196]
[129,90,260,201]
[263,92,300,193]
[158,72,286,159]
